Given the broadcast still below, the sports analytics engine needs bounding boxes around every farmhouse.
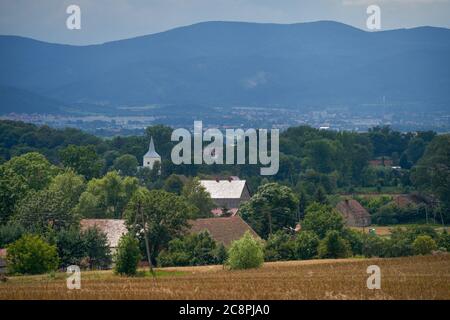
[188,215,260,246]
[200,178,251,216]
[80,215,259,252]
[335,199,371,227]
[80,219,127,253]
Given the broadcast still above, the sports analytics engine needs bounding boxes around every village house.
[200,177,251,216]
[80,215,260,255]
[335,199,371,227]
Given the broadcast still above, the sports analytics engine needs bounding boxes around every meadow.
[1,254,449,300]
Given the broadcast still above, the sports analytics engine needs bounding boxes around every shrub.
[55,228,86,267]
[213,243,228,264]
[115,234,141,276]
[0,223,25,248]
[361,233,385,258]
[293,231,319,260]
[227,231,264,270]
[318,230,351,259]
[264,231,295,262]
[158,231,220,267]
[302,203,344,238]
[341,228,364,255]
[383,238,413,257]
[6,234,59,275]
[437,230,450,251]
[412,235,437,255]
[82,227,112,269]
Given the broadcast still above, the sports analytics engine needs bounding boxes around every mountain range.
[1,21,449,114]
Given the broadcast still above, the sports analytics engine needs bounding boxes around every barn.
[335,199,371,227]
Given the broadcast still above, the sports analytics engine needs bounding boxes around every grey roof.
[80,219,127,248]
[144,137,161,158]
[200,180,247,199]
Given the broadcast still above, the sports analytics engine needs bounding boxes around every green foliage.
[163,174,185,195]
[114,234,141,276]
[113,154,139,177]
[124,187,193,263]
[356,195,393,214]
[0,223,25,247]
[158,231,221,267]
[412,235,437,255]
[239,182,299,239]
[361,233,386,257]
[48,170,86,208]
[301,203,344,239]
[82,227,112,269]
[13,187,81,233]
[59,145,104,180]
[293,231,320,260]
[181,178,214,218]
[411,134,450,221]
[6,234,59,275]
[340,228,364,255]
[0,152,59,224]
[227,231,264,270]
[438,230,450,251]
[75,171,139,219]
[318,230,351,259]
[54,228,86,268]
[264,231,295,262]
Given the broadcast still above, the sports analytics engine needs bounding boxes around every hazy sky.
[1,0,449,45]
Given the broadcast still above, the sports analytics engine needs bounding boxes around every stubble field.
[1,254,449,300]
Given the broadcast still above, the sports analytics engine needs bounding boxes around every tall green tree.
[113,154,139,177]
[0,152,59,224]
[301,203,344,239]
[75,171,139,219]
[59,145,104,180]
[181,178,215,218]
[124,188,192,264]
[163,174,185,195]
[239,183,299,239]
[411,134,450,220]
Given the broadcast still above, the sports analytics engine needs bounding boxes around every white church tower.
[143,137,161,172]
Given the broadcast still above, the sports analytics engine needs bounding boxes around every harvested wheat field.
[1,254,449,300]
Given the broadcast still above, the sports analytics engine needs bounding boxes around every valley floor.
[1,254,449,300]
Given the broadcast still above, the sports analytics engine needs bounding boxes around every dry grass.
[1,254,449,300]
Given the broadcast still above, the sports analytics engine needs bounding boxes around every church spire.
[144,136,160,158]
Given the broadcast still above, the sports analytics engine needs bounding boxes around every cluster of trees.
[1,120,449,275]
[5,227,112,275]
[2,120,448,220]
[264,209,449,261]
[0,150,216,274]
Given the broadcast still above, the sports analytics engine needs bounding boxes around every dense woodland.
[0,120,449,273]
